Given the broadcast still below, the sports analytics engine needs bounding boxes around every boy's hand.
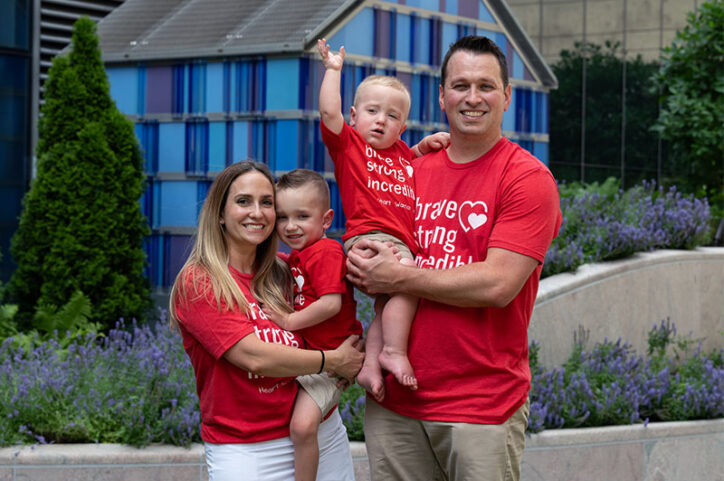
[262,306,290,330]
[413,131,451,157]
[317,38,345,71]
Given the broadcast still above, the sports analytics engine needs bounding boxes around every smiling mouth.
[244,224,266,231]
[461,110,485,117]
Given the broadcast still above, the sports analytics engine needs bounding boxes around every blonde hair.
[354,75,411,115]
[169,161,292,328]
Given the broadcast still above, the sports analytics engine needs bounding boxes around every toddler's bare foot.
[356,364,385,402]
[379,348,417,390]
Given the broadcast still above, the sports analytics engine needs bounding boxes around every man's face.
[439,50,511,144]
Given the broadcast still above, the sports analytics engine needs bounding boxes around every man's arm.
[317,39,345,135]
[346,240,538,308]
[262,293,342,331]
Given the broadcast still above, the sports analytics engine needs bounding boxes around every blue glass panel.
[266,58,299,110]
[225,121,234,165]
[0,0,29,49]
[512,50,524,80]
[152,181,162,229]
[502,91,515,132]
[172,65,185,114]
[206,62,224,113]
[223,61,231,112]
[197,181,211,219]
[329,181,346,232]
[185,120,209,174]
[146,66,173,114]
[188,63,206,114]
[540,92,548,134]
[208,122,226,172]
[137,121,159,173]
[272,120,299,171]
[441,22,458,62]
[107,67,138,115]
[232,121,250,162]
[330,8,374,57]
[533,141,549,165]
[140,178,153,225]
[164,235,193,287]
[478,1,495,23]
[137,65,146,115]
[405,0,438,8]
[409,75,421,122]
[477,28,497,40]
[395,14,411,63]
[159,181,200,226]
[158,123,186,172]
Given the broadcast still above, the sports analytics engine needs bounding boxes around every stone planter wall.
[530,247,724,367]
[1,419,722,481]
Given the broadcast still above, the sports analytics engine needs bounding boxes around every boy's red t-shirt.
[320,121,417,251]
[174,265,303,443]
[288,237,362,350]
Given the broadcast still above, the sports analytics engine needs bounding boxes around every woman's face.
[220,170,276,255]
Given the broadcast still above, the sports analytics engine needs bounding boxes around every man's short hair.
[276,169,330,210]
[354,75,412,114]
[440,36,509,88]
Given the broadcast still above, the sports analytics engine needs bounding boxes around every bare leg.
[290,389,323,481]
[378,292,418,390]
[356,296,386,402]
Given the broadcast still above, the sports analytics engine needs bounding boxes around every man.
[346,36,562,481]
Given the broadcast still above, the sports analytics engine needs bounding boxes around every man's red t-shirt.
[380,137,562,424]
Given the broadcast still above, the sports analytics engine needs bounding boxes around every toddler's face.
[350,84,409,150]
[275,184,332,251]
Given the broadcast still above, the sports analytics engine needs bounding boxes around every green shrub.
[5,17,151,331]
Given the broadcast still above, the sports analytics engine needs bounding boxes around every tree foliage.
[6,17,151,330]
[651,0,724,207]
[549,41,661,187]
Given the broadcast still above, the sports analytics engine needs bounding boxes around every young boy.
[263,169,361,481]
[316,39,449,401]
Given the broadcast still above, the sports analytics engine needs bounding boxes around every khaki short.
[364,398,530,481]
[344,231,414,260]
[297,373,343,416]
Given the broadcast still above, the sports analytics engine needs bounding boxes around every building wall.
[0,0,32,283]
[506,0,700,64]
[105,0,554,290]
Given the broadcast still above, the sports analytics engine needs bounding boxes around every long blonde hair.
[169,161,292,328]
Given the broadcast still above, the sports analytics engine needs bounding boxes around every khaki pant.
[364,399,529,481]
[344,231,414,259]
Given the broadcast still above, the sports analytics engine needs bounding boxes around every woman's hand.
[325,335,364,381]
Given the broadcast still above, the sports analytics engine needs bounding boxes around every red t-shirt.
[320,121,417,250]
[380,137,562,424]
[174,265,303,443]
[288,238,362,350]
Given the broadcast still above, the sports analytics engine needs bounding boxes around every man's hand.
[317,38,345,71]
[346,239,412,295]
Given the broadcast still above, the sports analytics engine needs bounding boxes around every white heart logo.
[468,213,487,229]
[458,201,488,232]
[294,275,305,290]
[405,165,413,177]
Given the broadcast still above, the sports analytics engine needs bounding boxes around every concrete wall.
[2,420,721,481]
[506,0,701,63]
[530,248,724,367]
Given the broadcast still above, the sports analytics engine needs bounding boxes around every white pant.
[205,410,355,481]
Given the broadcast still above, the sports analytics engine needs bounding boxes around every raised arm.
[262,293,342,331]
[317,38,345,135]
[223,333,363,380]
[346,240,537,308]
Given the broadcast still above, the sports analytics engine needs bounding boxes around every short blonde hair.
[354,75,411,116]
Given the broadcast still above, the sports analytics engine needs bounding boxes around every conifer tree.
[7,17,151,330]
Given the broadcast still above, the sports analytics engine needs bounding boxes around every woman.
[170,161,363,481]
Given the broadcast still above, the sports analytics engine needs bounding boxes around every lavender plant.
[0,313,200,447]
[527,321,723,433]
[543,180,712,277]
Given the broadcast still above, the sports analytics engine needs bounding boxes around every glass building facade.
[0,0,32,282]
[104,0,553,290]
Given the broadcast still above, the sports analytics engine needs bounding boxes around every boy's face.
[350,84,409,150]
[275,184,333,251]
